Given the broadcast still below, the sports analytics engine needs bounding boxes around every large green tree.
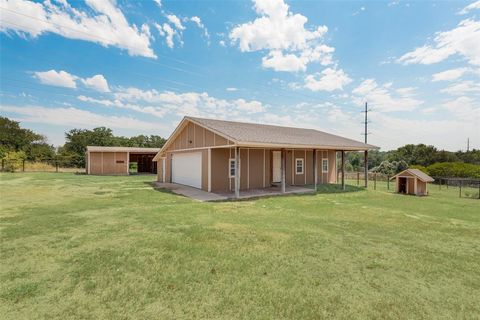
[0,117,54,161]
[388,144,440,167]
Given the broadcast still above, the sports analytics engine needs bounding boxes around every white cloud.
[304,68,352,92]
[229,0,334,72]
[395,87,416,96]
[0,104,158,130]
[432,68,469,81]
[76,87,266,120]
[262,51,307,72]
[397,19,480,66]
[33,70,77,88]
[442,96,480,121]
[153,0,162,8]
[0,0,156,58]
[441,80,480,95]
[226,87,238,91]
[77,95,168,118]
[167,14,185,31]
[368,112,479,150]
[235,99,264,113]
[352,79,423,112]
[112,87,265,116]
[190,16,210,40]
[156,23,176,48]
[33,69,111,92]
[458,1,480,15]
[81,74,110,93]
[77,95,115,106]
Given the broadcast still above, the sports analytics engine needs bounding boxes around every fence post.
[446,179,448,189]
[387,176,390,190]
[1,159,4,170]
[439,178,441,190]
[55,160,59,173]
[22,159,25,172]
[459,180,462,198]
[357,172,359,186]
[374,173,377,190]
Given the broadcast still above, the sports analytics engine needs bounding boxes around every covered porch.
[228,147,369,199]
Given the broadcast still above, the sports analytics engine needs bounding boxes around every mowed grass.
[0,173,479,319]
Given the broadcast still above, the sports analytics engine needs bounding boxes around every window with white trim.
[295,158,304,175]
[229,159,236,178]
[322,159,328,173]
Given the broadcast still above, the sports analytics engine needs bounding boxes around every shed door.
[172,152,202,188]
[272,151,281,183]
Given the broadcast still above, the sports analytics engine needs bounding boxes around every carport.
[86,146,160,175]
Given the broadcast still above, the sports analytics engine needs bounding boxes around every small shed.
[390,169,434,196]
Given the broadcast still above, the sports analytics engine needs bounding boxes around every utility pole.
[467,138,470,152]
[361,102,370,188]
[364,102,368,144]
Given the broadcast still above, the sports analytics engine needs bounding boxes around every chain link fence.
[339,171,479,200]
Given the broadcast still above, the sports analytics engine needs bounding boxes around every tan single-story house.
[86,146,160,175]
[153,116,377,197]
[390,168,434,196]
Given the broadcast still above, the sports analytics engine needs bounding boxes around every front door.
[272,151,281,183]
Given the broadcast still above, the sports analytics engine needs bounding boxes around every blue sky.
[1,0,479,151]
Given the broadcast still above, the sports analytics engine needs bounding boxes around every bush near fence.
[1,158,85,173]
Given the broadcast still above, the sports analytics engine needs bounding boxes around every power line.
[0,7,369,111]
[0,6,206,71]
[0,7,375,115]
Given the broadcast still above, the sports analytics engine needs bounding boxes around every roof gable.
[153,118,233,160]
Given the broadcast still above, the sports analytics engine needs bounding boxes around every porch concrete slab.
[154,182,228,202]
[217,186,315,200]
[154,183,314,201]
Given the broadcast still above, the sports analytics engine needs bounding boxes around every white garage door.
[172,152,202,188]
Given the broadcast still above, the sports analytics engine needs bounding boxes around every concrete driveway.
[154,182,228,201]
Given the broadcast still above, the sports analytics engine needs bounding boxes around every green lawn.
[1,173,479,319]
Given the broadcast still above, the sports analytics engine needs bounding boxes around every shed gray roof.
[87,146,160,153]
[391,169,435,182]
[187,116,377,150]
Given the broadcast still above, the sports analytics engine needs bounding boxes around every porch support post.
[341,150,345,190]
[364,150,368,188]
[235,146,240,198]
[313,149,317,191]
[281,148,286,193]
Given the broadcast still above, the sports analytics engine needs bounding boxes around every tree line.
[345,144,480,178]
[0,116,166,171]
[1,116,479,177]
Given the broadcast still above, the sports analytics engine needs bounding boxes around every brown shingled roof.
[186,116,377,150]
[391,169,435,182]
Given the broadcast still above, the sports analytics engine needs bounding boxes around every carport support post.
[341,150,345,190]
[364,150,368,188]
[281,148,286,193]
[313,149,317,191]
[235,147,240,198]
